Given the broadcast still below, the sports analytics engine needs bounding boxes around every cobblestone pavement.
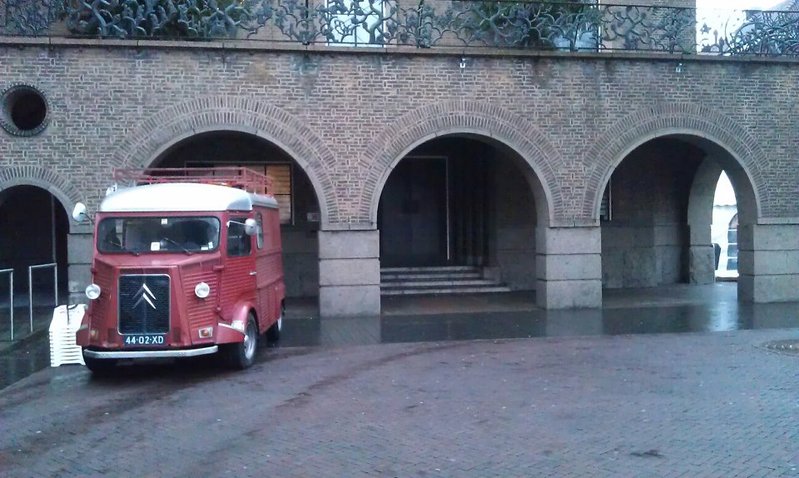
[1,328,798,477]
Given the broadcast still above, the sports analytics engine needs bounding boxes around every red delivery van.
[73,168,285,373]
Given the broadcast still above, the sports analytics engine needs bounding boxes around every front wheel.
[223,314,258,369]
[83,352,117,375]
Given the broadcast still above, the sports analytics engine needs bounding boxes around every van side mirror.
[72,202,88,223]
[244,218,258,236]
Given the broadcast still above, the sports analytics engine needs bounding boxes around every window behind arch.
[186,162,293,225]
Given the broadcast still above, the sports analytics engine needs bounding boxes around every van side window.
[255,212,264,250]
[227,217,251,257]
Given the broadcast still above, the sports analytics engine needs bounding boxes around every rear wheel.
[223,314,258,369]
[266,302,284,343]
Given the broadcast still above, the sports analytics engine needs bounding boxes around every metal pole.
[0,268,13,341]
[28,266,32,334]
[28,263,57,335]
[10,271,13,340]
[51,196,59,307]
[51,195,56,263]
[445,157,451,263]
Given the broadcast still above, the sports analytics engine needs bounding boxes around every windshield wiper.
[121,246,141,256]
[102,238,140,256]
[160,237,192,255]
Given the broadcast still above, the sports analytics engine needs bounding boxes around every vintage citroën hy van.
[73,168,285,372]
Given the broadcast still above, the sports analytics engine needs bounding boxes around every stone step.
[381,285,512,296]
[381,271,483,281]
[381,279,501,288]
[381,266,483,282]
[379,265,510,296]
[380,266,477,274]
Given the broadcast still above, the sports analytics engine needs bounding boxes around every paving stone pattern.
[1,329,798,477]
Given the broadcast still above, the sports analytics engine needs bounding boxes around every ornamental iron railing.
[1,0,798,56]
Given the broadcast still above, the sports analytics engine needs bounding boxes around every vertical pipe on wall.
[445,157,451,263]
[51,195,56,263]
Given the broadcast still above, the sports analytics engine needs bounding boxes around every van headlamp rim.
[85,283,101,300]
[195,282,210,299]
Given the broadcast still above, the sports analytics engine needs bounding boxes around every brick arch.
[113,96,339,226]
[0,165,83,232]
[585,103,766,222]
[360,100,562,225]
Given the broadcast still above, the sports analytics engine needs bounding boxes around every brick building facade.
[1,1,798,317]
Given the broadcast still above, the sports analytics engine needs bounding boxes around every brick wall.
[0,42,797,228]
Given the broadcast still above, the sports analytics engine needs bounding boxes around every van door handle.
[249,271,257,276]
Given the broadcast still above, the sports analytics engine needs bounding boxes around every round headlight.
[85,283,101,300]
[194,282,210,299]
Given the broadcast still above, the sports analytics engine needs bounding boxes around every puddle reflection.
[2,300,798,390]
[280,301,799,348]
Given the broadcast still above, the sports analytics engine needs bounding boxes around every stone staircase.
[380,266,511,296]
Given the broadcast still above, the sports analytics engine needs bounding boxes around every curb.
[0,328,50,356]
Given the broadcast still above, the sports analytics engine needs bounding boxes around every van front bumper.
[83,345,218,359]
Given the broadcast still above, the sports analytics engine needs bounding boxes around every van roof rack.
[113,167,273,195]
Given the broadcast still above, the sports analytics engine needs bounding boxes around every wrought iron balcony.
[1,0,798,56]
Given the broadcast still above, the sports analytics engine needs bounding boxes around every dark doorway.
[379,157,447,267]
[378,137,495,269]
[0,185,68,299]
[377,135,539,298]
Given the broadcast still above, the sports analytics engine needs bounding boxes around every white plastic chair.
[49,304,87,367]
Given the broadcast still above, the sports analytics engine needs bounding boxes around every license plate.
[123,335,166,346]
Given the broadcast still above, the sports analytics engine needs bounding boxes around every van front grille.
[118,274,170,334]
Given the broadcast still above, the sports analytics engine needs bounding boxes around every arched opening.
[599,135,756,305]
[0,185,69,338]
[377,134,542,305]
[153,131,322,314]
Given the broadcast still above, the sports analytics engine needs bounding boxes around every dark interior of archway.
[601,137,706,288]
[378,136,537,285]
[0,186,68,297]
[154,131,321,298]
[156,131,290,167]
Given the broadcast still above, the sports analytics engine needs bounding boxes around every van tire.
[83,354,117,375]
[266,303,284,343]
[223,314,258,369]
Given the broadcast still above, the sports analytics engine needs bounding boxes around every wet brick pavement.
[1,327,798,477]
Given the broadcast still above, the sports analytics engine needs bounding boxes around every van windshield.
[97,217,221,254]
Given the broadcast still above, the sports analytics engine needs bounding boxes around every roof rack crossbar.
[113,167,273,195]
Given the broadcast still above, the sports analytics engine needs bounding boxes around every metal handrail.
[28,263,57,335]
[0,268,13,340]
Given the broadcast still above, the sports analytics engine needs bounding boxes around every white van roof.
[100,183,278,213]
